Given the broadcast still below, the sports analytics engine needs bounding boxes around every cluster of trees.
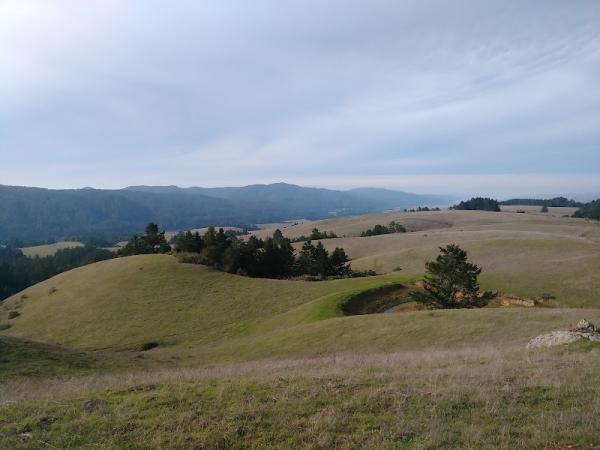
[361,221,407,237]
[119,223,171,256]
[452,197,501,212]
[403,206,441,212]
[411,244,494,309]
[0,245,114,301]
[573,199,600,221]
[290,228,338,242]
[173,226,351,278]
[500,197,583,207]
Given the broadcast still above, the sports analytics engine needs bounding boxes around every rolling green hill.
[257,210,600,307]
[0,255,418,358]
[2,249,600,365]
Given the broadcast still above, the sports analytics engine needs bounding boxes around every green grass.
[3,254,600,366]
[4,254,600,367]
[20,241,84,257]
[0,336,122,381]
[0,255,417,356]
[341,237,600,307]
[2,346,600,449]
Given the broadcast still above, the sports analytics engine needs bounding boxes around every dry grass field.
[499,205,580,216]
[2,209,600,448]
[20,241,84,257]
[255,210,600,306]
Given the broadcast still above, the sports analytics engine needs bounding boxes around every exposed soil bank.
[341,284,416,315]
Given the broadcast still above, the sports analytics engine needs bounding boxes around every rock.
[572,318,597,333]
[527,319,600,349]
[526,331,584,349]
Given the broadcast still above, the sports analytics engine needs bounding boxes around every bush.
[573,199,600,221]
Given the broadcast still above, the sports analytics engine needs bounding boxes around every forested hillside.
[0,184,453,245]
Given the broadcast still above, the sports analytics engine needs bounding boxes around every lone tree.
[411,244,494,308]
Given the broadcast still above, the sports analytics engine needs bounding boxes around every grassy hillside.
[3,252,600,365]
[0,336,129,380]
[256,210,600,306]
[20,241,84,257]
[0,255,417,358]
[3,210,600,448]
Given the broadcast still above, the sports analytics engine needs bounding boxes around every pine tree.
[411,244,494,308]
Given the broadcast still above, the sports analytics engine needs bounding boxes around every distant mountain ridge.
[0,183,456,245]
[125,183,455,211]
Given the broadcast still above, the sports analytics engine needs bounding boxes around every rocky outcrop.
[526,319,600,349]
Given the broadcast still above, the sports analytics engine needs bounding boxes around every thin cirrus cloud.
[0,0,599,197]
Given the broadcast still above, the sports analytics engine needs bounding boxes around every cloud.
[0,0,599,196]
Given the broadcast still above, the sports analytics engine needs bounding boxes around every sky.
[1,0,599,197]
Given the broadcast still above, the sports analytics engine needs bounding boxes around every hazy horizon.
[3,180,600,202]
[2,1,599,197]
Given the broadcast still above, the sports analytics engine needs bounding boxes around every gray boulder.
[527,319,600,349]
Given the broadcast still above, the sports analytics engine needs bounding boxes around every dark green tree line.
[173,227,351,279]
[453,198,500,212]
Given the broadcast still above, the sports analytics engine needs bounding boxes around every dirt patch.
[489,294,559,308]
[342,284,417,315]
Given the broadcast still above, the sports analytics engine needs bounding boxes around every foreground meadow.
[2,343,600,449]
